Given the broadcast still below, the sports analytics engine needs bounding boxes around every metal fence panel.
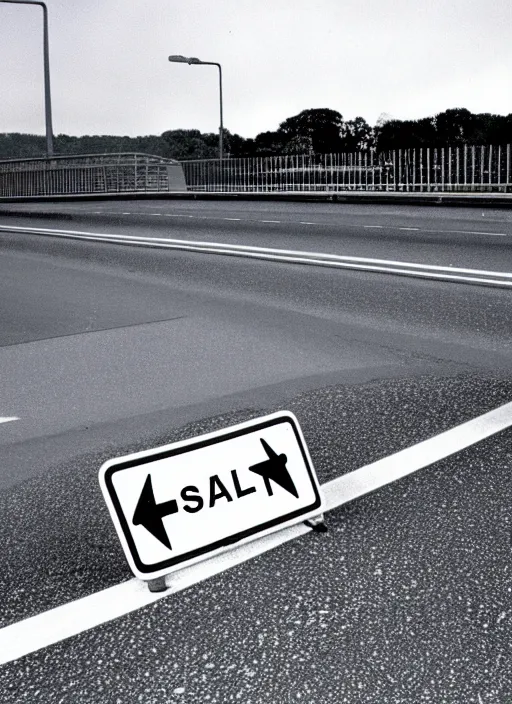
[180,144,512,194]
[0,153,186,198]
[1,146,511,197]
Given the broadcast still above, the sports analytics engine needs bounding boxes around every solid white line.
[0,523,310,665]
[436,229,507,237]
[1,399,512,665]
[1,225,511,287]
[323,399,512,510]
[364,225,384,228]
[0,417,19,425]
[121,212,131,215]
[399,227,419,231]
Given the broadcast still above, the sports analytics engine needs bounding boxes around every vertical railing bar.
[488,144,493,189]
[507,144,511,192]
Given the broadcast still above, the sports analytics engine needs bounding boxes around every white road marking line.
[437,229,507,237]
[0,417,19,425]
[261,220,281,223]
[225,218,241,221]
[299,221,316,225]
[1,399,512,665]
[121,212,131,215]
[1,225,511,288]
[151,213,163,216]
[361,224,508,237]
[323,399,512,510]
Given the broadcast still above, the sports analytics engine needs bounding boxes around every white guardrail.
[0,153,187,198]
[181,144,512,193]
[0,145,511,197]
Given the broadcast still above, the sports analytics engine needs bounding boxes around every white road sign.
[99,411,324,580]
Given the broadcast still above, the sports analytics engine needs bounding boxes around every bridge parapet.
[0,152,187,198]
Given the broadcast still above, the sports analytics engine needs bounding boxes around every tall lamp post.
[168,55,223,161]
[1,0,54,157]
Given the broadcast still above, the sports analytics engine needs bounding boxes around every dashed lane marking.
[0,417,19,425]
[1,399,512,665]
[54,210,511,237]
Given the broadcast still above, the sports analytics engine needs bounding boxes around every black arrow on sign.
[132,474,178,550]
[248,438,298,498]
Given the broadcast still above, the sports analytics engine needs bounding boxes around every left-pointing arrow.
[132,474,178,550]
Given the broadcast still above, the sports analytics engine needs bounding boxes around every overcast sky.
[1,0,511,139]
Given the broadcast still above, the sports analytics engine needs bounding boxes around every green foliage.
[278,108,344,154]
[340,117,373,152]
[375,109,512,151]
[1,107,511,161]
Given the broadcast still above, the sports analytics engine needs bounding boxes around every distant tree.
[0,133,46,159]
[161,129,218,159]
[252,130,286,156]
[225,132,251,157]
[434,108,475,144]
[278,108,344,154]
[376,117,436,151]
[340,116,373,152]
[281,134,314,155]
[484,113,512,144]
[468,112,512,145]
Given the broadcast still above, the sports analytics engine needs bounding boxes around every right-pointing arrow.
[248,438,299,498]
[132,474,178,550]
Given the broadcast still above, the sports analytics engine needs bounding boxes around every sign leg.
[304,514,328,533]
[148,576,168,593]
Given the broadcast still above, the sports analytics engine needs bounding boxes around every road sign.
[99,411,324,580]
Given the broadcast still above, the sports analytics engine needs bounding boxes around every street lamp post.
[168,55,223,161]
[1,0,54,157]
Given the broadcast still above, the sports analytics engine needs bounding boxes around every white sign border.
[99,411,324,580]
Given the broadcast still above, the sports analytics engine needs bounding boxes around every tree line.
[1,107,511,161]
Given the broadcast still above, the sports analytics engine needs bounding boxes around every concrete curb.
[1,190,512,208]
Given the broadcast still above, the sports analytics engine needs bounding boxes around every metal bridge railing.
[0,153,187,197]
[181,145,512,193]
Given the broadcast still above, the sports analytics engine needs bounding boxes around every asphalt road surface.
[0,201,511,703]
[2,199,512,271]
